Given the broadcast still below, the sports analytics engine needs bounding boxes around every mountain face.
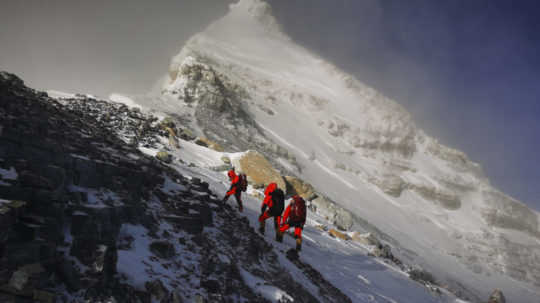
[144,0,540,302]
[1,1,538,302]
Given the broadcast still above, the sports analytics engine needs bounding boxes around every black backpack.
[239,173,248,192]
[270,188,285,214]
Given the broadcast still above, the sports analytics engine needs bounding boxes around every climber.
[278,195,307,252]
[258,182,285,240]
[222,168,244,212]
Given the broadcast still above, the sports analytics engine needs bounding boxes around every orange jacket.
[226,170,240,195]
[261,182,277,209]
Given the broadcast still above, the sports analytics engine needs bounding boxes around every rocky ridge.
[0,72,354,302]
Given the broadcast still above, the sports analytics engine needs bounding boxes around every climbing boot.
[276,231,283,242]
[295,238,302,252]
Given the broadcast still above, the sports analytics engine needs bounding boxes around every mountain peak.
[228,0,284,34]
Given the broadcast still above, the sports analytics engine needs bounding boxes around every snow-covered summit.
[151,1,540,302]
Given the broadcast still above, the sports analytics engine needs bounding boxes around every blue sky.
[1,0,538,210]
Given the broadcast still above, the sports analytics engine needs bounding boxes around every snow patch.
[117,224,155,288]
[0,166,18,180]
[109,93,142,109]
[46,90,77,99]
[239,268,294,302]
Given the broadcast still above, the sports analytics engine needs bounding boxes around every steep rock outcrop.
[482,190,539,236]
[311,195,354,231]
[284,176,316,200]
[231,150,286,190]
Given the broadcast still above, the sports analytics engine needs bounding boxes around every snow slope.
[136,137,462,303]
[141,0,540,301]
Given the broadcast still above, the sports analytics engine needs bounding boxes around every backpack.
[270,188,285,214]
[290,196,306,222]
[239,173,248,192]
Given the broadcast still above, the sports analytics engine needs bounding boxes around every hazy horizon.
[1,0,538,210]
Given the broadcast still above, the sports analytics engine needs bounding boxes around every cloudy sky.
[1,0,539,210]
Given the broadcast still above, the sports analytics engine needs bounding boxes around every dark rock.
[19,171,54,190]
[409,269,436,285]
[145,279,169,302]
[32,289,56,303]
[56,258,82,291]
[178,128,196,141]
[168,291,183,303]
[487,289,506,303]
[149,241,175,259]
[103,243,118,284]
[194,138,208,148]
[201,279,220,293]
[156,151,172,163]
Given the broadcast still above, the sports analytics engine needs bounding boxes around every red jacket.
[262,182,277,209]
[226,170,240,195]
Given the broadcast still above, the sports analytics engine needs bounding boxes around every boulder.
[179,127,196,141]
[210,164,231,172]
[284,176,316,200]
[195,137,224,152]
[194,138,208,147]
[33,290,56,303]
[309,196,334,219]
[408,269,436,284]
[56,258,82,291]
[8,263,45,291]
[352,232,380,247]
[145,279,169,301]
[487,289,506,303]
[328,229,350,240]
[164,127,180,149]
[372,244,393,259]
[315,224,327,232]
[159,117,176,128]
[156,151,172,163]
[8,268,29,291]
[150,241,175,259]
[231,150,285,190]
[169,291,183,303]
[310,195,354,230]
[19,171,54,190]
[334,208,353,231]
